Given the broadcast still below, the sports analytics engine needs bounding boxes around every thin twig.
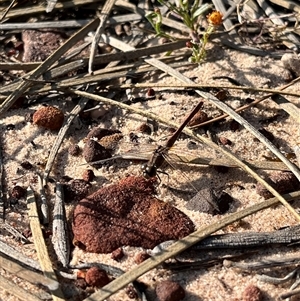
[0,274,43,301]
[26,186,65,301]
[37,174,49,225]
[0,0,16,21]
[88,0,117,73]
[52,182,70,268]
[0,253,58,291]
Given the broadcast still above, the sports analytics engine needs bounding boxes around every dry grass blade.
[26,186,65,301]
[119,80,300,99]
[52,182,70,268]
[0,0,16,21]
[271,94,300,121]
[0,274,43,301]
[0,253,58,291]
[0,18,100,116]
[84,190,300,301]
[89,0,117,73]
[1,0,98,19]
[0,239,41,270]
[37,174,49,225]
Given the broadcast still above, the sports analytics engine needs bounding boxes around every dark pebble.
[68,144,80,156]
[82,169,95,182]
[83,140,112,166]
[156,280,185,301]
[85,267,110,288]
[11,185,26,199]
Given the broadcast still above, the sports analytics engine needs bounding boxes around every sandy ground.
[1,43,300,301]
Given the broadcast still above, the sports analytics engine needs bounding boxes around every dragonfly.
[84,103,289,175]
[141,101,204,178]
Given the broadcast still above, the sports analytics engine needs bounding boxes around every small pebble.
[281,53,300,77]
[33,106,64,131]
[83,140,112,166]
[156,280,185,301]
[188,110,209,127]
[215,89,228,101]
[134,252,151,264]
[86,127,121,141]
[85,267,110,288]
[99,133,123,150]
[146,88,155,97]
[219,136,232,146]
[125,285,138,299]
[20,161,33,170]
[137,123,152,135]
[68,144,80,156]
[111,248,124,261]
[242,284,263,301]
[11,185,26,199]
[75,279,88,290]
[82,169,95,182]
[63,179,91,203]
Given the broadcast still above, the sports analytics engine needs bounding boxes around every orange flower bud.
[207,11,223,26]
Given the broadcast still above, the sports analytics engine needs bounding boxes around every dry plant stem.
[0,239,41,270]
[0,14,141,30]
[0,0,16,21]
[224,255,300,270]
[71,89,300,224]
[280,288,300,300]
[83,190,300,301]
[26,186,65,301]
[0,253,58,291]
[2,221,30,243]
[0,18,100,116]
[1,0,98,18]
[52,182,70,268]
[0,40,187,98]
[256,0,300,49]
[43,95,90,182]
[191,224,300,249]
[89,0,117,74]
[118,79,300,100]
[37,174,48,225]
[0,274,43,301]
